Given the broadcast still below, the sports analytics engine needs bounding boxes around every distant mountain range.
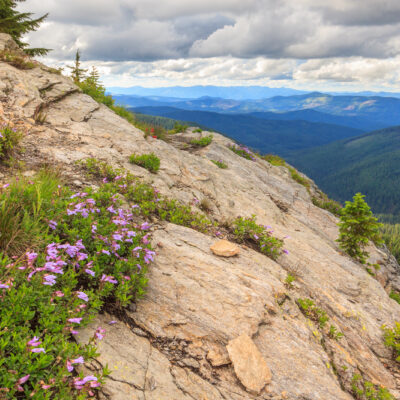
[286,126,400,220]
[108,85,308,100]
[116,92,400,128]
[108,85,400,100]
[132,106,363,155]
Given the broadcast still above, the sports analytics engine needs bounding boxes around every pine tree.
[337,193,383,264]
[67,50,87,83]
[0,0,49,56]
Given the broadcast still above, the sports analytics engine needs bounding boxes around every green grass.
[129,153,160,173]
[288,167,310,189]
[211,159,228,169]
[262,154,286,166]
[296,298,329,328]
[0,124,23,161]
[312,195,342,216]
[190,135,213,147]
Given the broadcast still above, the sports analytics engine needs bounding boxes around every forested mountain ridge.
[131,106,364,155]
[287,125,400,220]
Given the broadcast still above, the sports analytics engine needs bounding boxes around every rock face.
[2,34,400,399]
[227,334,272,394]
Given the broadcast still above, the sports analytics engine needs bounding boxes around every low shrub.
[312,195,342,217]
[296,298,329,328]
[328,325,344,340]
[190,135,213,147]
[284,273,296,288]
[0,50,37,69]
[390,291,400,305]
[0,124,23,161]
[382,322,400,362]
[193,128,202,133]
[0,170,154,398]
[129,153,160,173]
[228,144,256,161]
[211,159,228,169]
[262,154,286,166]
[351,374,395,400]
[232,215,284,260]
[169,122,188,134]
[288,167,310,189]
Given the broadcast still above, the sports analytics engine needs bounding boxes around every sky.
[17,0,400,91]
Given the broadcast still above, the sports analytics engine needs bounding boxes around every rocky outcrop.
[2,34,400,399]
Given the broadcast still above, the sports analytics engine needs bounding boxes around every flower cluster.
[228,144,257,161]
[0,171,155,398]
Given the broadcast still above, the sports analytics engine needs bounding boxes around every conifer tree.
[68,50,87,83]
[337,193,383,264]
[0,0,49,55]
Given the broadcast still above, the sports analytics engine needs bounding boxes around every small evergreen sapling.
[337,193,382,264]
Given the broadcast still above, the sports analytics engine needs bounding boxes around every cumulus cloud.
[16,0,400,89]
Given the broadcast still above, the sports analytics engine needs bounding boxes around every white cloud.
[17,0,400,90]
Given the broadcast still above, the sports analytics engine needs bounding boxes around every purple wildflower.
[27,336,42,347]
[48,220,57,230]
[77,291,89,302]
[0,283,9,289]
[43,274,57,286]
[71,356,84,364]
[85,269,95,277]
[283,249,289,255]
[18,375,30,385]
[68,317,83,324]
[101,274,118,284]
[31,348,46,353]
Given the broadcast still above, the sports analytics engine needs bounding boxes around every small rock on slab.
[226,334,271,395]
[210,240,240,257]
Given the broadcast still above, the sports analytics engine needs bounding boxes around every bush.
[193,128,202,133]
[351,373,395,400]
[262,154,286,166]
[288,167,310,189]
[211,159,228,169]
[382,322,400,362]
[296,298,329,328]
[390,291,400,305]
[129,153,160,173]
[312,195,342,217]
[0,124,23,161]
[190,135,213,147]
[0,50,37,69]
[337,193,383,264]
[232,215,283,260]
[0,170,154,398]
[228,144,256,161]
[170,122,188,134]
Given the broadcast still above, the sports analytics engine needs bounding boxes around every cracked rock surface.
[2,34,400,399]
